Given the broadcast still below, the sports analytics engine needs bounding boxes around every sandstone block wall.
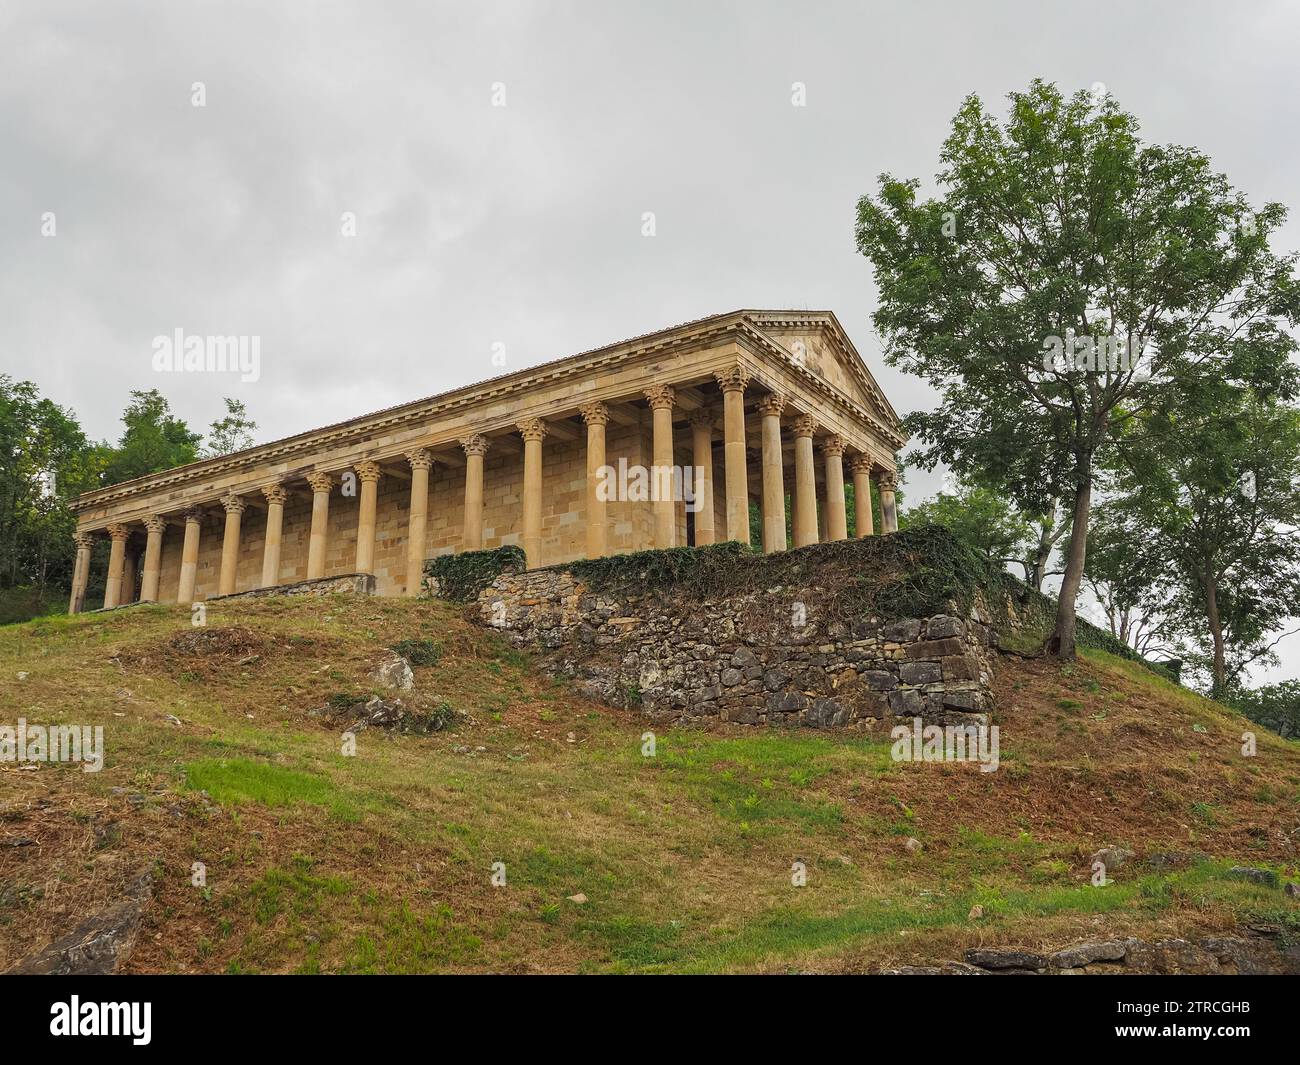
[462,565,1001,729]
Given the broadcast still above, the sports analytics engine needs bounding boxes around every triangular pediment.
[743,311,904,437]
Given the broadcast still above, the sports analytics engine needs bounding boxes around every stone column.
[140,516,166,602]
[260,483,287,588]
[518,418,547,568]
[68,533,94,614]
[404,449,433,595]
[121,548,137,605]
[757,394,787,553]
[850,455,874,536]
[878,470,899,533]
[218,495,245,596]
[715,366,751,545]
[354,461,382,575]
[103,523,130,609]
[306,472,333,579]
[787,461,800,542]
[461,434,489,551]
[580,403,609,559]
[791,415,818,548]
[645,385,676,549]
[689,409,715,546]
[822,435,848,541]
[178,508,203,605]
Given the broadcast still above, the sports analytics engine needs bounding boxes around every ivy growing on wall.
[568,525,991,623]
[426,529,1175,682]
[423,545,526,602]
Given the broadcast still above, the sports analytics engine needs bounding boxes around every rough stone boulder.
[7,868,153,975]
[370,651,414,691]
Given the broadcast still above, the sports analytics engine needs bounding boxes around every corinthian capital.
[644,384,675,411]
[689,407,715,430]
[714,364,750,393]
[791,414,817,439]
[517,418,548,442]
[405,448,434,472]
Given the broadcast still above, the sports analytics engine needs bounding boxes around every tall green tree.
[1098,386,1300,697]
[204,397,258,457]
[0,376,102,596]
[101,389,202,487]
[1080,507,1178,659]
[855,80,1300,658]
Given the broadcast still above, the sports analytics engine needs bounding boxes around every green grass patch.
[184,758,359,820]
[341,901,483,973]
[652,733,851,833]
[245,855,352,926]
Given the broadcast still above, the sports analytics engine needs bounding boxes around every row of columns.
[69,373,899,612]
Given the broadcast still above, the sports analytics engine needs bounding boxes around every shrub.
[424,701,458,731]
[390,638,441,666]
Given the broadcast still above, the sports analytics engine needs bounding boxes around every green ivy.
[568,525,991,623]
[423,546,526,603]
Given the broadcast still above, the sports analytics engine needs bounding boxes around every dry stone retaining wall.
[210,573,376,601]
[459,563,1002,729]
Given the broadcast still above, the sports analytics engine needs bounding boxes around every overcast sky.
[2,0,1297,678]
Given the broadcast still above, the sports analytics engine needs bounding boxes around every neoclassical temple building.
[68,310,904,611]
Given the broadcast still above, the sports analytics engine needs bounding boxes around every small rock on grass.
[566,893,587,904]
[371,652,414,691]
[1090,846,1135,870]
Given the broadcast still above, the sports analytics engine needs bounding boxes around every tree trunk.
[1203,570,1227,698]
[1050,467,1092,659]
[1029,517,1055,593]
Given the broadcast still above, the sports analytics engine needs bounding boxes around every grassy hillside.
[2,593,1298,974]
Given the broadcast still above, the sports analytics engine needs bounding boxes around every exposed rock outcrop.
[7,867,154,975]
